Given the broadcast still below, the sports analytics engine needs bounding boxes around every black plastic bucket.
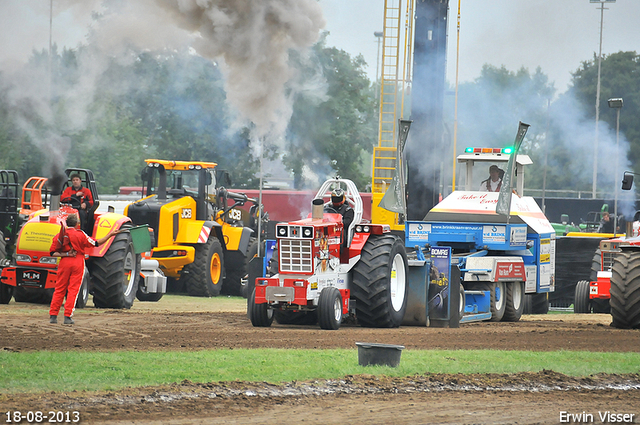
[355,342,405,367]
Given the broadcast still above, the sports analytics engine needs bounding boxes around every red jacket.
[49,226,98,257]
[61,185,93,208]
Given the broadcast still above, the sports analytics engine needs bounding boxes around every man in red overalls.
[49,213,119,325]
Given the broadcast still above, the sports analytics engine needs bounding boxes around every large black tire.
[182,236,224,297]
[0,283,12,304]
[610,250,640,329]
[224,239,258,297]
[74,270,90,309]
[524,292,549,314]
[351,235,408,328]
[318,287,342,330]
[90,231,140,309]
[502,281,525,322]
[574,280,591,313]
[274,310,318,325]
[249,288,273,327]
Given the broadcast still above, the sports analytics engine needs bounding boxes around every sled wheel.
[502,281,525,322]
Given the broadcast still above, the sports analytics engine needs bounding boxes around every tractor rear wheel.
[351,235,408,328]
[502,281,525,322]
[574,280,591,313]
[249,288,273,327]
[182,236,223,297]
[224,239,258,297]
[90,230,140,309]
[610,250,640,329]
[318,287,342,330]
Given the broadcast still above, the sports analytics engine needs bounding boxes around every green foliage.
[570,51,640,176]
[2,349,638,394]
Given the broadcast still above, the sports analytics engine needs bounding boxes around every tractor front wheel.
[249,288,273,327]
[351,235,408,328]
[74,270,90,309]
[182,236,224,297]
[318,287,342,330]
[90,230,140,309]
[574,280,591,313]
[610,251,640,329]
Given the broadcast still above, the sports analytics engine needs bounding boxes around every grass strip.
[2,349,639,394]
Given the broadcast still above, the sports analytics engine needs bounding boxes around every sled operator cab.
[409,147,556,321]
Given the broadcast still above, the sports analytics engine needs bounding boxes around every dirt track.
[1,297,639,424]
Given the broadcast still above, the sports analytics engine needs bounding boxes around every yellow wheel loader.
[125,159,265,297]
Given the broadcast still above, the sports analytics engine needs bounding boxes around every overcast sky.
[321,0,640,94]
[2,0,639,94]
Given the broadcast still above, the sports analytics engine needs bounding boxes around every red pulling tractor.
[574,172,640,329]
[249,178,408,330]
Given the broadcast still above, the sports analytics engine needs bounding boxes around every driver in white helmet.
[324,188,355,247]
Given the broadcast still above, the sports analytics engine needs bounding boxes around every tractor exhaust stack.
[312,198,324,219]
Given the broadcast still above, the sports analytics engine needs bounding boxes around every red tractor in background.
[249,178,409,330]
[0,168,163,308]
[574,172,640,329]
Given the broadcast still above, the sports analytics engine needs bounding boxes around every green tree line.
[0,37,377,193]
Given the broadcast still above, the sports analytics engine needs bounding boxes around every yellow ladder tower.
[371,0,414,230]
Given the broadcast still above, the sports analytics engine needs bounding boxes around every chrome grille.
[279,239,313,273]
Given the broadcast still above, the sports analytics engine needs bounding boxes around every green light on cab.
[503,147,513,154]
[465,147,474,153]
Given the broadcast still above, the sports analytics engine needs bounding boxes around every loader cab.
[139,159,217,221]
[456,147,532,194]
